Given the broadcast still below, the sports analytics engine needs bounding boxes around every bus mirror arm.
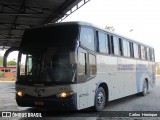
[3,47,20,67]
[77,41,81,47]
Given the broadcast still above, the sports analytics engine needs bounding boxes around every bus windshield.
[17,47,76,84]
[16,24,79,85]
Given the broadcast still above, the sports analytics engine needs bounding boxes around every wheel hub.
[97,92,104,107]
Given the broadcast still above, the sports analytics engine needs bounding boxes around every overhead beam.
[7,0,26,39]
[42,0,82,24]
[56,0,90,23]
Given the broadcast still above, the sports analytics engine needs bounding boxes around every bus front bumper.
[16,93,77,110]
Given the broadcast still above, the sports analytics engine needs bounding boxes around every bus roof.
[26,21,154,49]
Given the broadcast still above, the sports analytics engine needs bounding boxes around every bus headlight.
[56,91,74,98]
[17,91,24,97]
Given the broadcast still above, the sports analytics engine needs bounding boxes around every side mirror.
[3,47,19,67]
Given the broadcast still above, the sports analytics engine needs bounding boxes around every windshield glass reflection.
[18,47,76,84]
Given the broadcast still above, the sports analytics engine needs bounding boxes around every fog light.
[17,91,23,97]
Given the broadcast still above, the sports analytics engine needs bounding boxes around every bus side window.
[144,47,147,60]
[108,35,111,54]
[97,31,107,53]
[78,52,87,76]
[106,34,109,54]
[80,27,95,51]
[146,48,151,61]
[133,43,139,59]
[138,45,141,59]
[122,39,130,57]
[141,46,146,60]
[111,36,119,56]
[150,49,155,61]
[149,48,152,61]
[119,38,123,56]
[89,54,96,76]
[130,42,134,58]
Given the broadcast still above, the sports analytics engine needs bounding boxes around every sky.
[0,0,160,62]
[63,0,160,62]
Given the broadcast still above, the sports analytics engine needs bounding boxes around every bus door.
[77,48,89,109]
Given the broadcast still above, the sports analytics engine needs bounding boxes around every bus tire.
[93,87,106,111]
[141,80,148,96]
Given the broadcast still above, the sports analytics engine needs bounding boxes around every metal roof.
[0,0,90,49]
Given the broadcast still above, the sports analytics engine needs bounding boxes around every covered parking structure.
[0,0,90,49]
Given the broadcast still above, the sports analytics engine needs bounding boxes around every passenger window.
[98,32,109,53]
[150,49,155,61]
[138,45,141,59]
[111,36,119,55]
[123,39,130,57]
[146,48,151,60]
[80,27,95,51]
[119,38,123,56]
[130,42,134,58]
[89,54,96,76]
[78,52,86,76]
[98,32,106,53]
[141,46,146,60]
[133,43,139,58]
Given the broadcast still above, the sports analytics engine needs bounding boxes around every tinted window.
[89,54,96,76]
[98,32,108,53]
[123,39,130,57]
[78,52,86,75]
[138,45,141,59]
[119,38,123,56]
[150,49,155,61]
[146,48,151,60]
[80,27,95,51]
[141,46,146,60]
[130,42,134,57]
[22,25,78,48]
[111,36,119,55]
[133,43,139,58]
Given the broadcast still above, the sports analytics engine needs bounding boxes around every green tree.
[105,26,115,32]
[7,60,17,66]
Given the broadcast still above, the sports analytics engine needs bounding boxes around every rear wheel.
[93,87,106,111]
[141,80,148,96]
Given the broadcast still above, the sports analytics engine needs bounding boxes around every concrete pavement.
[0,76,160,120]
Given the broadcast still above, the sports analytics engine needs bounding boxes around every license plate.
[34,101,44,106]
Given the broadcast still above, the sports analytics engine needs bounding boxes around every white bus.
[3,22,155,111]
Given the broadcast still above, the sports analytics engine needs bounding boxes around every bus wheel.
[94,87,106,111]
[141,80,148,96]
